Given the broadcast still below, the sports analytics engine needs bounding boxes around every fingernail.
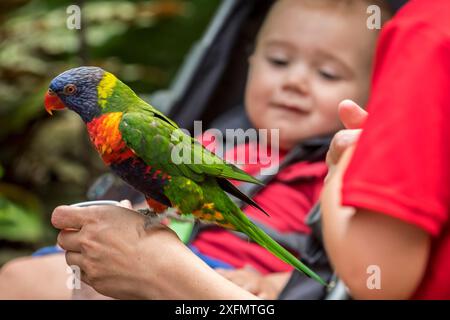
[119,199,132,208]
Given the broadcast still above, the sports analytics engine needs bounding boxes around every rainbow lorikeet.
[44,66,327,286]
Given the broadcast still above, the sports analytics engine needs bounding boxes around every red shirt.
[192,141,327,274]
[341,0,450,299]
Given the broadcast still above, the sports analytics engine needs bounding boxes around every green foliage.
[0,0,220,138]
[0,0,220,256]
[0,196,44,243]
[0,163,45,243]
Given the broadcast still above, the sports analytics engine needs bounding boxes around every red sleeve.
[341,20,450,237]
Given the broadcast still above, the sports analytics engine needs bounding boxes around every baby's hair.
[314,0,392,15]
[276,0,394,25]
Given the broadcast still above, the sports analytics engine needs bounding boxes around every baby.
[207,0,393,298]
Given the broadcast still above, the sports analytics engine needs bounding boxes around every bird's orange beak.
[44,89,66,115]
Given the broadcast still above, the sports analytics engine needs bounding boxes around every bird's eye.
[63,84,77,95]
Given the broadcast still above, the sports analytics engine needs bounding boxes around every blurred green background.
[0,0,220,265]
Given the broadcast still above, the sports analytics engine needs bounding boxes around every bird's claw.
[136,208,158,229]
[137,208,170,229]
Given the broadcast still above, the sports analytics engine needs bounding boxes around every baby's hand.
[216,266,290,300]
[326,100,368,181]
[216,265,262,294]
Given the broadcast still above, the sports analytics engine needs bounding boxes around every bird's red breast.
[86,112,135,165]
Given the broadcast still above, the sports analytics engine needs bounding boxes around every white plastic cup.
[70,200,121,207]
[70,200,120,300]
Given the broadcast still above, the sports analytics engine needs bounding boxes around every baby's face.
[245,0,378,150]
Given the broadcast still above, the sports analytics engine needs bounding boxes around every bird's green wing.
[141,103,179,129]
[119,111,264,185]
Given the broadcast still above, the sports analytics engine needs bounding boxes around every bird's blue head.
[45,66,105,122]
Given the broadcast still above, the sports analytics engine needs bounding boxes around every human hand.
[325,100,368,181]
[216,266,290,300]
[216,266,262,294]
[52,199,182,299]
[72,281,114,300]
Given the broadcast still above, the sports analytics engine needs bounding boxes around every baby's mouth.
[273,102,310,114]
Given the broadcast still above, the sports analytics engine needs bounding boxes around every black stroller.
[87,0,409,300]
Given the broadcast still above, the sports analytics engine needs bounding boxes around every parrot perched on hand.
[44,66,327,286]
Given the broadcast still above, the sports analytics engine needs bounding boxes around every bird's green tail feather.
[225,209,328,287]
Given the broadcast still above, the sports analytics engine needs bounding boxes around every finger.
[229,276,250,288]
[57,229,82,252]
[80,271,92,288]
[119,199,133,209]
[51,206,88,230]
[327,129,362,166]
[242,282,259,293]
[65,251,84,271]
[338,99,368,129]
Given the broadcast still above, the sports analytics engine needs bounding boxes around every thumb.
[338,99,368,129]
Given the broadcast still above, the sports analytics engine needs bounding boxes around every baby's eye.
[318,69,341,81]
[267,56,289,67]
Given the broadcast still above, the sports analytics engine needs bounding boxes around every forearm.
[321,148,363,296]
[135,237,259,300]
[321,148,430,299]
[321,147,401,299]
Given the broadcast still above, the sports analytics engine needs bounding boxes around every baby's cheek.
[317,96,344,125]
[245,99,268,129]
[318,113,344,135]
